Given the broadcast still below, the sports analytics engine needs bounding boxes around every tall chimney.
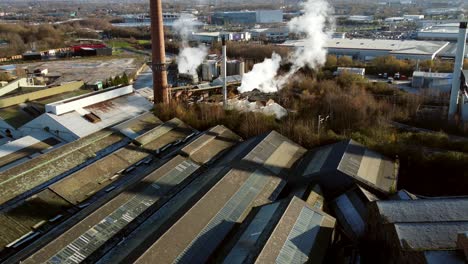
[222,36,227,107]
[150,0,169,104]
[448,22,467,119]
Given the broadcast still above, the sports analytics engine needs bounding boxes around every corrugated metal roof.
[46,157,200,264]
[223,202,281,264]
[255,197,336,264]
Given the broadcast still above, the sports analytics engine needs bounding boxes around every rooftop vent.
[84,112,101,123]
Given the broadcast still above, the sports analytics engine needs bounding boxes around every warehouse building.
[330,185,379,240]
[417,23,465,41]
[20,86,153,142]
[211,10,283,25]
[0,117,196,261]
[294,139,398,197]
[22,126,241,264]
[411,71,452,92]
[222,196,335,264]
[92,131,307,263]
[367,198,468,263]
[282,38,450,61]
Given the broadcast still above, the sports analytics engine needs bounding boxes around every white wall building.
[282,38,450,61]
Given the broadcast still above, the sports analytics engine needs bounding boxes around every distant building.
[282,38,450,61]
[348,15,374,23]
[335,67,366,76]
[212,10,283,25]
[417,23,467,42]
[403,14,425,20]
[412,71,452,92]
[250,27,290,42]
[385,17,405,22]
[190,32,251,44]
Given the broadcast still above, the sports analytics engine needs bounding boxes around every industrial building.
[250,27,290,42]
[211,10,283,25]
[417,23,468,41]
[294,139,398,197]
[19,86,153,142]
[411,71,452,92]
[334,67,366,76]
[367,198,468,263]
[282,38,450,61]
[330,185,379,240]
[221,196,335,264]
[190,32,251,44]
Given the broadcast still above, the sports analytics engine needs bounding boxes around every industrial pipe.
[448,22,467,119]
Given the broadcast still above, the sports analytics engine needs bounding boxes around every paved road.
[133,68,153,90]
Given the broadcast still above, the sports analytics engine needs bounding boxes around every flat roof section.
[255,197,336,264]
[23,155,201,264]
[135,166,285,264]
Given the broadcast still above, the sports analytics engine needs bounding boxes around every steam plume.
[238,53,282,93]
[173,13,208,75]
[239,0,334,93]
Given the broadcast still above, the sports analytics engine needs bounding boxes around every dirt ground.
[20,57,141,85]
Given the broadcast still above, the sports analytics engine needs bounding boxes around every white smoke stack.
[449,22,467,119]
[222,36,227,107]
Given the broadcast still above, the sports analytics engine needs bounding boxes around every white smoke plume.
[177,46,209,75]
[238,53,282,93]
[173,13,208,75]
[239,0,334,93]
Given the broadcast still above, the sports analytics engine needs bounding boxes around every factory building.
[347,15,374,23]
[221,196,335,264]
[282,38,450,61]
[417,23,468,41]
[190,32,251,44]
[330,185,379,240]
[411,71,453,92]
[20,86,153,142]
[211,10,283,25]
[334,67,366,76]
[226,60,245,77]
[293,139,398,198]
[250,27,290,42]
[202,60,219,81]
[367,198,468,263]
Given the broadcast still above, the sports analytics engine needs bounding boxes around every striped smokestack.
[150,0,169,104]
